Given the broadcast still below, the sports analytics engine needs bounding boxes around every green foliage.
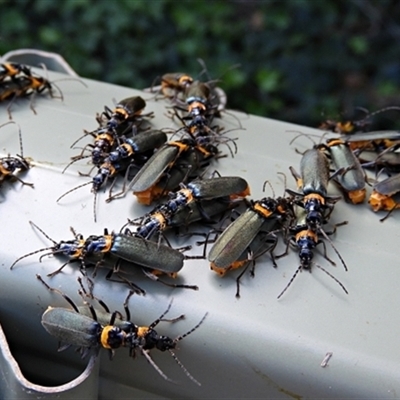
[1,0,400,128]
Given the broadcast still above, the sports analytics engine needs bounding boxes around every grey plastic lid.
[0,66,399,399]
[1,49,79,77]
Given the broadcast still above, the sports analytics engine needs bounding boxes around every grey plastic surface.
[0,322,99,399]
[1,49,79,76]
[0,68,399,399]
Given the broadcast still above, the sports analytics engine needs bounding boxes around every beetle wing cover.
[208,209,265,269]
[373,173,400,196]
[189,176,249,199]
[112,234,184,273]
[42,307,100,348]
[129,145,179,192]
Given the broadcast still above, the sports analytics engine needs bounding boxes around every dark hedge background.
[1,0,400,128]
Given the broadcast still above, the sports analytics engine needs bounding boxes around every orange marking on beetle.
[348,188,366,204]
[101,326,114,349]
[3,64,18,77]
[253,202,273,218]
[161,73,193,90]
[135,189,154,205]
[210,262,228,276]
[211,259,247,276]
[230,185,251,200]
[179,188,194,203]
[113,107,129,119]
[137,326,150,338]
[194,145,213,157]
[120,143,134,156]
[348,139,400,152]
[188,101,206,113]
[70,239,86,258]
[150,269,178,278]
[152,212,167,230]
[304,193,325,205]
[0,88,16,101]
[295,229,318,242]
[277,203,288,214]
[178,75,193,85]
[134,184,166,205]
[98,162,117,178]
[167,141,190,165]
[347,141,372,151]
[327,138,345,147]
[369,191,400,212]
[296,178,303,190]
[96,132,114,143]
[337,121,355,134]
[382,139,400,149]
[29,77,47,90]
[98,235,113,253]
[319,120,355,134]
[0,164,11,176]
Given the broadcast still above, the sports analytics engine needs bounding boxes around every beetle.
[277,205,348,299]
[171,80,223,138]
[0,62,32,81]
[97,96,153,135]
[66,127,118,171]
[322,138,366,204]
[208,196,292,288]
[152,72,194,100]
[319,106,400,134]
[10,221,88,274]
[58,130,168,221]
[357,149,400,174]
[82,229,198,291]
[57,157,132,222]
[167,197,242,232]
[0,78,24,102]
[0,121,33,189]
[126,303,207,386]
[132,176,250,241]
[341,130,400,153]
[287,148,340,229]
[41,298,131,358]
[210,217,280,298]
[0,72,85,118]
[152,176,249,218]
[37,275,206,384]
[127,137,220,205]
[83,229,185,274]
[368,172,400,221]
[0,154,33,189]
[11,222,194,293]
